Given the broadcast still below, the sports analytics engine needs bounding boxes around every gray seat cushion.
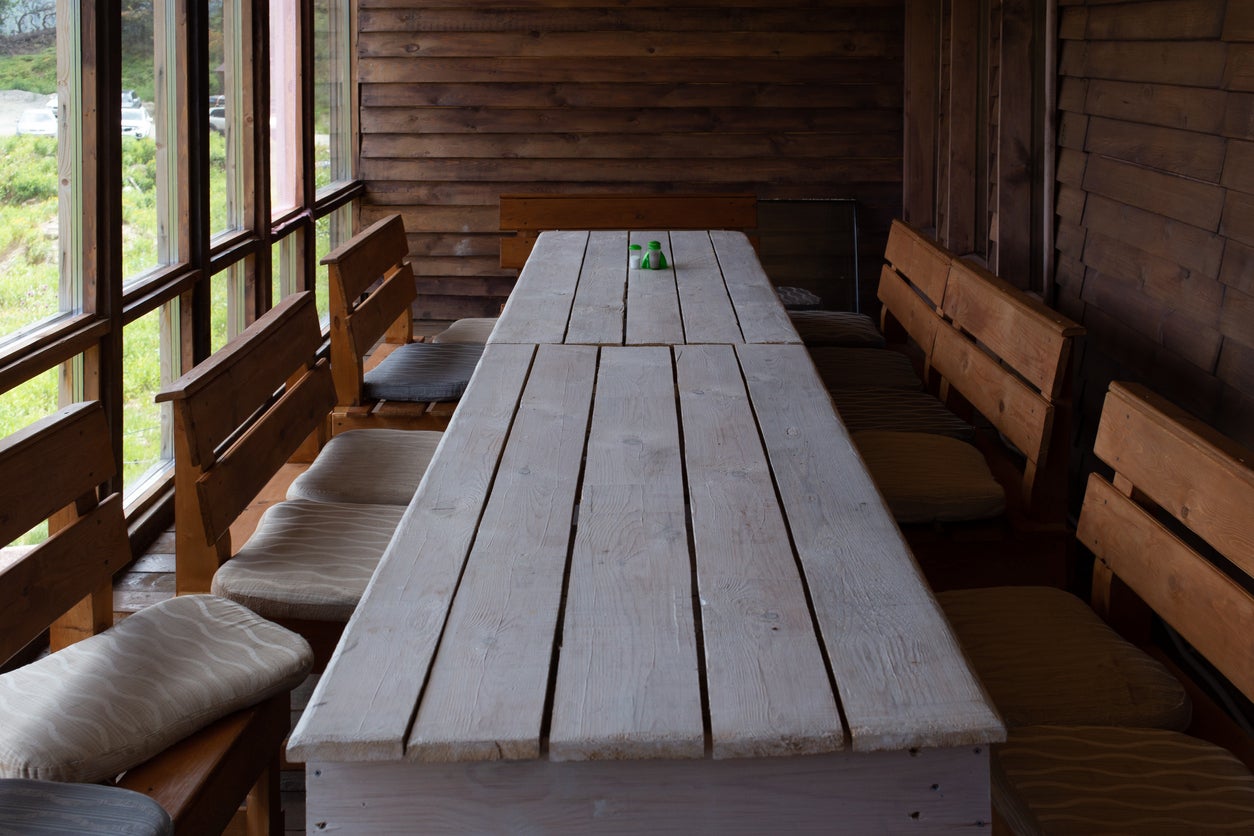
[287,428,442,506]
[831,387,975,441]
[809,347,924,391]
[775,286,822,310]
[430,317,498,345]
[212,499,405,622]
[853,430,1005,523]
[994,726,1254,835]
[0,596,312,784]
[789,310,885,348]
[363,342,484,403]
[0,779,173,835]
[939,586,1191,730]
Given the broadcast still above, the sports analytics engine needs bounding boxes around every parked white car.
[121,107,153,139]
[16,108,57,136]
[208,106,226,134]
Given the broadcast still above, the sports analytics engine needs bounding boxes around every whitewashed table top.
[488,230,801,346]
[288,233,1003,767]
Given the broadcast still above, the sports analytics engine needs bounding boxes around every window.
[122,304,178,495]
[270,0,300,217]
[314,0,354,195]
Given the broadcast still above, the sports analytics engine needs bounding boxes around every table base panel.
[306,746,991,833]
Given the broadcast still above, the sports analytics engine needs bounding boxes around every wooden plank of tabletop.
[408,344,598,762]
[566,231,627,345]
[286,343,537,763]
[671,231,743,344]
[676,344,845,759]
[490,230,586,344]
[549,346,704,761]
[711,230,800,344]
[625,230,685,345]
[736,344,1005,752]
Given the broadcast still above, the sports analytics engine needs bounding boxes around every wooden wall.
[1055,0,1254,457]
[903,0,1045,291]
[356,0,905,319]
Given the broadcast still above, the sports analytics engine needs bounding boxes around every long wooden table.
[288,230,1004,832]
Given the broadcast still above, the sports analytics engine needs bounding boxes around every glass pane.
[315,206,351,327]
[120,0,157,281]
[208,0,244,237]
[0,6,75,346]
[122,303,176,494]
[210,271,230,353]
[269,0,299,215]
[313,0,351,194]
[271,230,300,304]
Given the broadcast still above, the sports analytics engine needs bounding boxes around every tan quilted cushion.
[994,725,1254,835]
[0,595,312,784]
[287,428,441,506]
[212,499,405,622]
[430,317,497,344]
[809,347,923,391]
[939,587,1191,730]
[853,430,1005,523]
[789,310,885,347]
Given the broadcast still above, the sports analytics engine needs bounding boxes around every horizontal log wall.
[1056,0,1254,458]
[357,0,905,318]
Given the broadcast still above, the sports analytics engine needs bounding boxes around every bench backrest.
[1081,381,1254,703]
[0,401,126,663]
[499,193,759,269]
[156,291,334,593]
[924,259,1085,519]
[874,219,954,371]
[323,213,418,408]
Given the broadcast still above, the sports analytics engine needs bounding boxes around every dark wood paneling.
[360,1,905,315]
[1055,0,1254,465]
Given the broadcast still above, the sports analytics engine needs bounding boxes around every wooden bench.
[842,254,1085,589]
[0,401,313,834]
[325,214,484,433]
[956,382,1254,833]
[158,292,420,667]
[498,193,759,270]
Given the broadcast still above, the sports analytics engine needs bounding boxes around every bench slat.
[0,402,114,546]
[193,361,338,544]
[1078,473,1254,702]
[323,214,410,303]
[929,323,1054,467]
[344,265,418,363]
[158,293,323,468]
[883,219,951,306]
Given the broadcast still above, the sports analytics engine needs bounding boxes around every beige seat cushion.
[0,595,312,784]
[430,317,498,344]
[809,347,923,391]
[993,725,1254,835]
[833,388,976,441]
[212,499,405,622]
[789,310,885,348]
[853,430,1005,523]
[939,586,1191,730]
[287,428,442,506]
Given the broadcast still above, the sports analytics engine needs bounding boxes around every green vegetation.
[0,46,56,94]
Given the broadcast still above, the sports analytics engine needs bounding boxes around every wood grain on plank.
[490,231,586,344]
[670,231,742,344]
[626,230,686,346]
[710,230,799,344]
[566,231,628,345]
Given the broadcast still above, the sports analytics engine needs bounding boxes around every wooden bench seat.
[968,382,1254,834]
[158,292,440,667]
[326,214,484,433]
[842,256,1085,588]
[0,402,313,834]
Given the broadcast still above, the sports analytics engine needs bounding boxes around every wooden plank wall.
[903,0,1042,291]
[1055,0,1254,458]
[356,0,905,319]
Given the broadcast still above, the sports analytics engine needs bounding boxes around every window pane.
[0,7,76,346]
[122,303,176,495]
[314,0,352,194]
[208,0,245,237]
[315,206,351,327]
[271,230,301,304]
[269,0,299,216]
